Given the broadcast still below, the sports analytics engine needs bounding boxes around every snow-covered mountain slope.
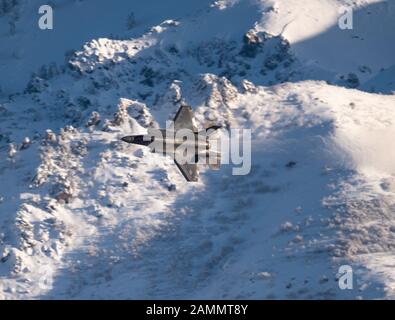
[0,0,394,299]
[0,0,214,94]
[259,0,395,91]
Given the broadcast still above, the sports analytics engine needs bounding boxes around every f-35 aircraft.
[121,105,221,181]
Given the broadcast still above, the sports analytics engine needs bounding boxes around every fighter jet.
[121,105,221,181]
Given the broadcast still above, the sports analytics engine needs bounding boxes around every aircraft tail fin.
[174,159,199,182]
[204,122,222,136]
[207,151,221,170]
[173,105,196,132]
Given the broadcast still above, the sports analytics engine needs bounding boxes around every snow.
[0,0,214,94]
[0,0,395,299]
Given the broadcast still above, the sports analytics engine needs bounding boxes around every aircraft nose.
[121,136,134,143]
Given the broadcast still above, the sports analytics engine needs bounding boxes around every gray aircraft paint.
[121,105,221,182]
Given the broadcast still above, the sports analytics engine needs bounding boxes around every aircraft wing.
[174,159,198,182]
[173,105,197,132]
